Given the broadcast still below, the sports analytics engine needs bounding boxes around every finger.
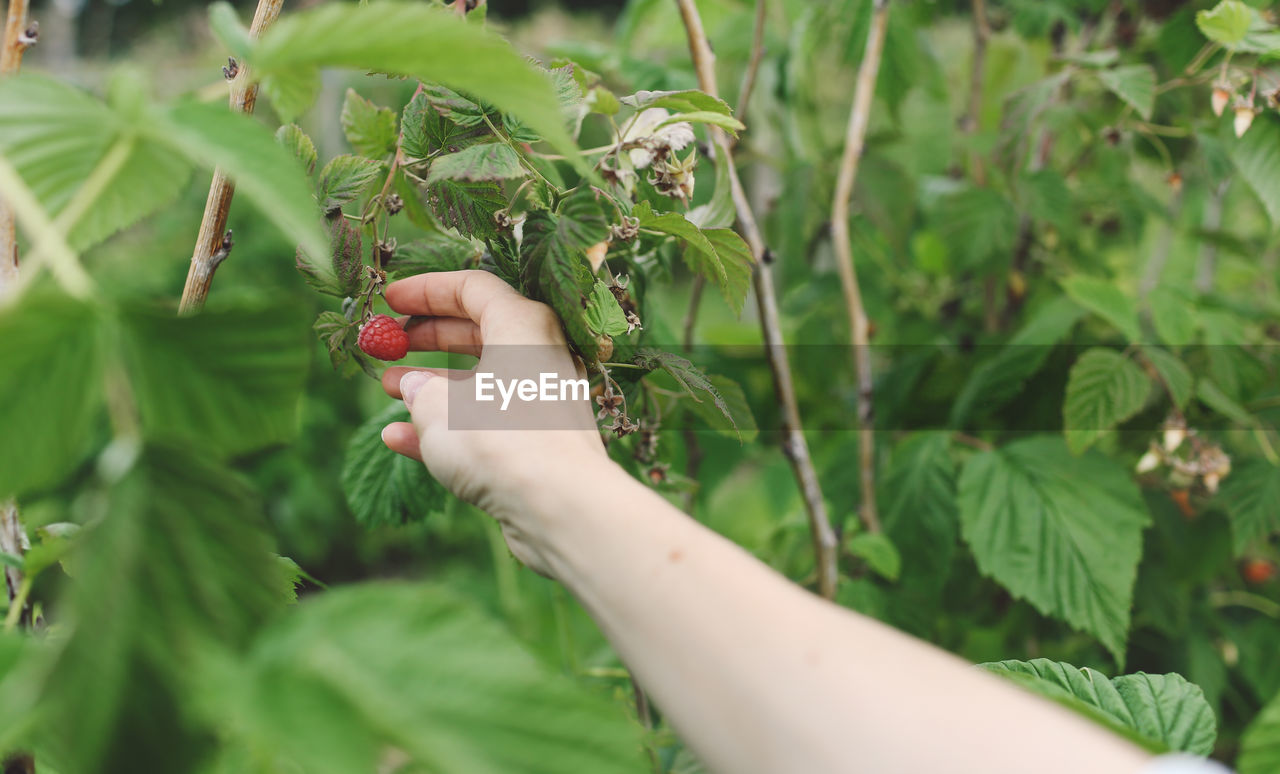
[382,366,469,399]
[384,270,519,323]
[399,315,483,356]
[400,369,450,435]
[380,422,422,461]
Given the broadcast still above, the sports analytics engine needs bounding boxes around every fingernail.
[380,425,390,445]
[400,371,429,406]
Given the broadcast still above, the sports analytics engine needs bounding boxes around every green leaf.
[880,432,958,602]
[1218,460,1280,555]
[619,89,733,116]
[1061,275,1141,343]
[427,142,527,183]
[208,2,253,60]
[343,404,446,527]
[1063,348,1153,454]
[316,154,383,213]
[521,189,609,358]
[951,296,1084,426]
[424,178,507,239]
[386,231,481,278]
[276,123,318,175]
[1147,285,1198,346]
[157,99,328,274]
[659,110,745,136]
[1140,347,1192,410]
[0,292,102,497]
[687,143,736,229]
[980,659,1216,755]
[248,3,592,178]
[958,437,1150,665]
[1196,378,1257,426]
[0,74,191,253]
[419,83,490,127]
[221,583,646,774]
[1232,115,1280,228]
[118,302,310,458]
[930,187,1017,271]
[1196,0,1255,47]
[634,201,753,315]
[401,88,486,160]
[1098,65,1156,121]
[340,88,398,159]
[1240,689,1280,774]
[684,374,757,442]
[847,532,901,581]
[38,443,288,774]
[634,349,743,438]
[584,281,631,337]
[259,66,322,122]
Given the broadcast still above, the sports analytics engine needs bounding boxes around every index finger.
[384,270,519,323]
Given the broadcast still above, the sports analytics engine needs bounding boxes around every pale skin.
[379,270,1157,774]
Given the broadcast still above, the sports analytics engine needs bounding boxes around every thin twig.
[674,0,839,599]
[178,0,285,316]
[829,0,889,537]
[961,0,989,185]
[734,0,767,121]
[0,0,34,290]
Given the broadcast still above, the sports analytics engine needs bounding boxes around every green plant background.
[1,0,1279,772]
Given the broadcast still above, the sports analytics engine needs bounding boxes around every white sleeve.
[1142,754,1234,774]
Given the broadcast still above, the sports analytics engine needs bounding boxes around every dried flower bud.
[625,310,643,333]
[1165,171,1182,192]
[18,21,37,47]
[222,57,239,81]
[610,216,640,242]
[1135,449,1160,474]
[1102,127,1123,146]
[646,464,669,485]
[1212,86,1231,117]
[610,414,640,438]
[648,150,697,202]
[1235,105,1256,137]
[493,209,514,232]
[384,193,404,216]
[595,393,623,420]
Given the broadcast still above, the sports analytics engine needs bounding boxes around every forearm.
[532,460,1153,774]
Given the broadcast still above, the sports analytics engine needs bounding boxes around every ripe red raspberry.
[357,314,409,361]
[1242,559,1276,586]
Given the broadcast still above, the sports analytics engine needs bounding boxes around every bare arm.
[380,270,1155,774]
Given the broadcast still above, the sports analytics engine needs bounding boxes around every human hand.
[379,270,608,574]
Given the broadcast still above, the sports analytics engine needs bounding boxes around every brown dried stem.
[178,0,284,316]
[674,0,839,600]
[0,0,35,632]
[829,0,889,536]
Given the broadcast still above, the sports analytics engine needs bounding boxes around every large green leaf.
[980,659,1216,755]
[425,178,508,240]
[239,2,589,175]
[1240,689,1280,774]
[1147,285,1198,346]
[342,404,446,526]
[0,292,103,498]
[117,301,310,458]
[634,349,744,438]
[930,187,1017,271]
[218,583,646,774]
[1232,115,1280,228]
[1196,0,1255,48]
[958,436,1150,665]
[1097,65,1156,121]
[1218,460,1280,555]
[1061,275,1141,343]
[0,74,189,252]
[37,443,288,774]
[1063,348,1153,454]
[316,154,384,213]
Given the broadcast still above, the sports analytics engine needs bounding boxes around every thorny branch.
[178,0,285,316]
[674,0,839,600]
[829,0,890,537]
[0,0,37,636]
